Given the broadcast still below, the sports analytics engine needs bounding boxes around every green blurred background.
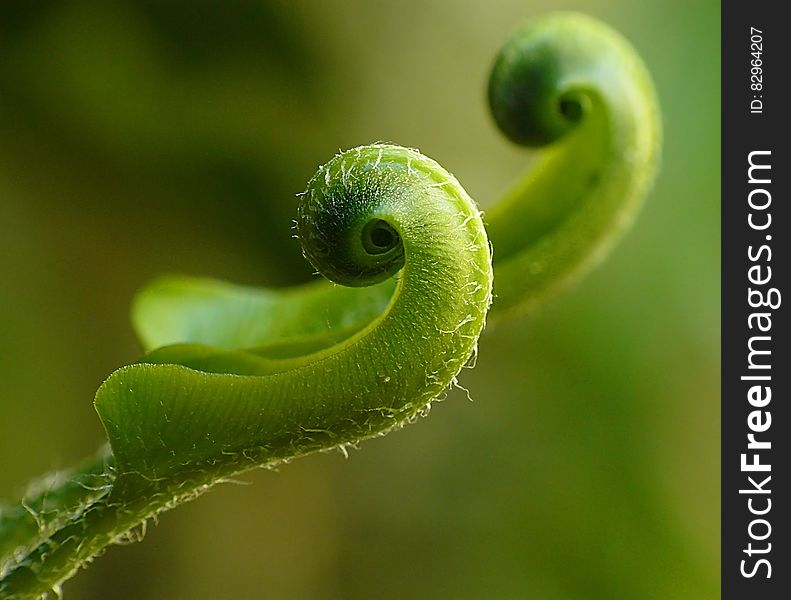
[0,0,719,598]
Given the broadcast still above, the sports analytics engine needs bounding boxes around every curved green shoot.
[0,146,492,598]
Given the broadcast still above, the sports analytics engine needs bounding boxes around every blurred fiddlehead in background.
[0,13,659,599]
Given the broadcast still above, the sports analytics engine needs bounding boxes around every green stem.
[0,450,113,572]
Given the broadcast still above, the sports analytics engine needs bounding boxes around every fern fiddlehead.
[0,145,492,598]
[485,12,660,313]
[133,12,659,351]
[0,12,660,598]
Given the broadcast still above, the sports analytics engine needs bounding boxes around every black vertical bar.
[722,1,789,598]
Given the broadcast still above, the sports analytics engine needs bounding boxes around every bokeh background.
[0,1,719,598]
